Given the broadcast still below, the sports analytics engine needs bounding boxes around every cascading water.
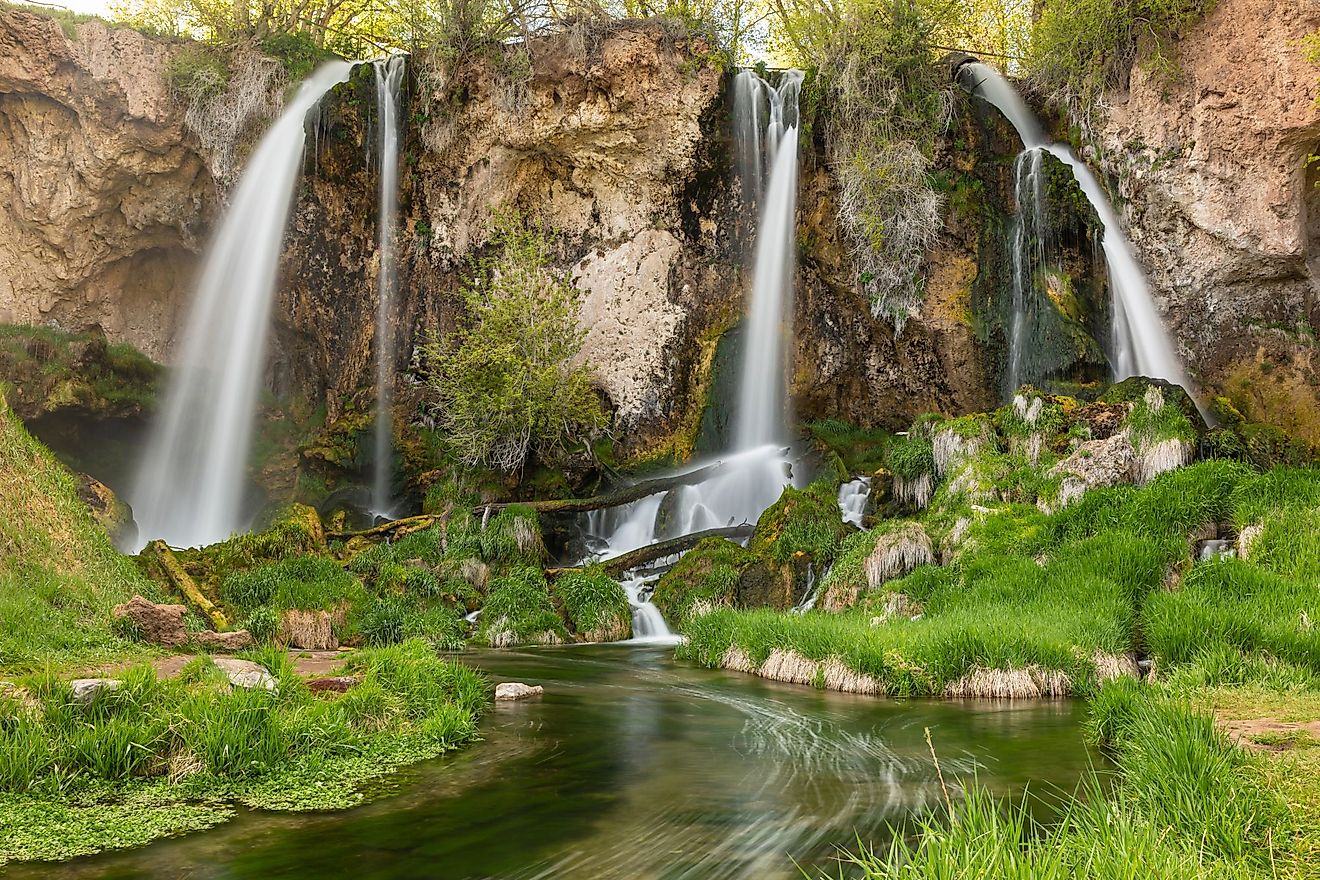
[958,61,1191,394]
[582,70,805,639]
[130,61,355,550]
[371,55,406,519]
[837,477,871,529]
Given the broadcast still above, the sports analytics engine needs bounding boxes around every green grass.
[0,396,157,672]
[477,566,566,647]
[842,687,1287,878]
[220,554,365,615]
[0,640,485,864]
[651,537,754,624]
[552,566,631,641]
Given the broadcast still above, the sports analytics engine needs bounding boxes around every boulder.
[112,595,187,646]
[76,473,137,550]
[279,609,339,651]
[212,658,277,692]
[494,682,543,701]
[1045,432,1136,509]
[194,629,254,653]
[70,678,121,704]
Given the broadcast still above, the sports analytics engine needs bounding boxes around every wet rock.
[70,678,121,704]
[494,682,543,701]
[76,473,137,549]
[194,629,254,653]
[112,595,187,647]
[212,658,278,691]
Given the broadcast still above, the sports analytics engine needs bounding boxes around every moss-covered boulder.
[552,566,631,642]
[652,537,755,625]
[741,482,849,609]
[0,324,160,420]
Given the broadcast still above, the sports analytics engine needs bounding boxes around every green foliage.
[804,418,890,474]
[777,0,951,322]
[259,31,328,80]
[165,45,231,101]
[0,397,158,672]
[651,537,755,624]
[477,566,566,647]
[422,213,606,472]
[220,554,363,614]
[553,566,631,640]
[1028,0,1215,115]
[0,641,485,863]
[750,482,848,566]
[242,606,280,644]
[840,692,1285,878]
[886,432,934,480]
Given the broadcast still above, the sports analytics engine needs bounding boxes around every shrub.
[166,45,231,102]
[422,213,607,472]
[220,555,363,614]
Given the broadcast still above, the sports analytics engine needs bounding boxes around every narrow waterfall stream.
[371,55,406,519]
[583,70,805,637]
[129,61,355,550]
[958,62,1192,394]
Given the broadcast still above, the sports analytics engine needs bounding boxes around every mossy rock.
[652,537,755,624]
[1099,377,1206,436]
[749,483,848,566]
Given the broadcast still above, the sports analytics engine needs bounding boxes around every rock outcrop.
[0,11,215,362]
[112,595,188,646]
[1099,0,1320,439]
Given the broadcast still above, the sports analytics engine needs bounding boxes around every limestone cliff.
[1099,0,1320,439]
[0,11,216,363]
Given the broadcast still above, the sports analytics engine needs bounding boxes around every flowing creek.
[21,645,1100,880]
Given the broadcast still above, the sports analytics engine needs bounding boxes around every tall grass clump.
[477,566,566,647]
[220,555,364,614]
[552,566,631,641]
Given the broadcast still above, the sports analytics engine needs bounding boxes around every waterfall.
[837,477,871,529]
[580,70,805,639]
[371,55,405,518]
[958,62,1191,394]
[130,61,355,550]
[735,70,802,450]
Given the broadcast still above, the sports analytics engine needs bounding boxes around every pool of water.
[21,644,1100,879]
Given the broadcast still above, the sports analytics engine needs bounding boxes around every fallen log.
[547,524,754,578]
[142,540,229,631]
[328,459,739,541]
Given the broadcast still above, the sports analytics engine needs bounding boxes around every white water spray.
[131,61,355,550]
[371,55,405,518]
[959,62,1190,393]
[837,477,871,529]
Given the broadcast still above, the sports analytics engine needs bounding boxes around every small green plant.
[165,45,231,102]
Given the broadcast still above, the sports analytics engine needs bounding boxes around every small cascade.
[371,55,406,519]
[837,477,871,529]
[958,62,1191,394]
[1005,149,1046,395]
[792,562,818,613]
[130,61,355,550]
[580,70,805,639]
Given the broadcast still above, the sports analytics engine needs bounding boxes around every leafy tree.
[422,214,607,473]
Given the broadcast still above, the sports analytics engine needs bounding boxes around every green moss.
[804,419,890,474]
[651,538,755,624]
[749,481,848,567]
[0,641,484,865]
[0,325,159,419]
[552,566,631,641]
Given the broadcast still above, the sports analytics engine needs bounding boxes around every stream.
[21,644,1100,880]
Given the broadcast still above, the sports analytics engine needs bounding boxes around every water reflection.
[17,645,1099,880]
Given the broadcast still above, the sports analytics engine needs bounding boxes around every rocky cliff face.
[0,11,216,363]
[1099,0,1320,439]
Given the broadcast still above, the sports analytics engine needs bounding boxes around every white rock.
[70,678,121,704]
[494,682,543,701]
[212,658,278,692]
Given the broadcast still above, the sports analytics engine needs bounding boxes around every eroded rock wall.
[0,11,216,363]
[1099,0,1320,439]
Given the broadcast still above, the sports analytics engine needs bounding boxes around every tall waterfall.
[735,70,802,450]
[130,61,355,550]
[958,62,1190,394]
[371,55,406,518]
[581,70,805,640]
